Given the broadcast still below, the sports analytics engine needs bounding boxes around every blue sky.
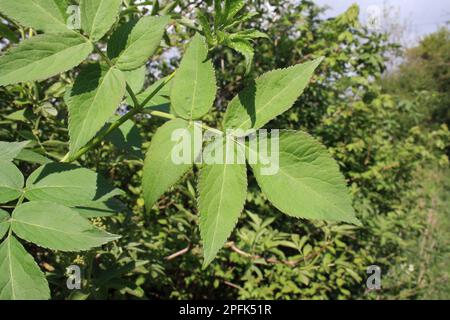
[314,0,450,39]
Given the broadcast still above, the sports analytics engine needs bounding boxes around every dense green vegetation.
[0,0,448,300]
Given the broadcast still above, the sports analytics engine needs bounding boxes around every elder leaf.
[107,15,169,71]
[0,235,50,300]
[0,32,93,86]
[80,0,122,41]
[11,201,120,251]
[223,58,323,131]
[0,0,69,33]
[249,131,360,225]
[171,33,217,120]
[66,63,126,156]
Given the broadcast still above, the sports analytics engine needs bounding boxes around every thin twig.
[224,281,244,290]
[165,244,191,260]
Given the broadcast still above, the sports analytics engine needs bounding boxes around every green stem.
[62,106,140,163]
[126,83,140,108]
[16,193,25,207]
[140,72,175,107]
[193,121,224,136]
[141,109,176,120]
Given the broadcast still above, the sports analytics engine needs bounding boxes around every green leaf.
[3,109,28,122]
[213,0,224,27]
[143,119,199,210]
[0,235,50,300]
[223,0,245,24]
[124,65,146,94]
[74,198,126,218]
[107,15,169,71]
[171,34,217,120]
[66,63,126,156]
[0,161,24,204]
[0,141,30,161]
[198,158,247,267]
[80,0,122,41]
[0,0,69,33]
[11,201,120,251]
[226,38,254,73]
[249,131,360,225]
[223,57,323,131]
[24,163,116,207]
[132,76,172,112]
[73,187,124,218]
[197,10,214,45]
[234,29,270,40]
[15,149,52,165]
[0,32,93,86]
[106,119,142,158]
[0,209,10,240]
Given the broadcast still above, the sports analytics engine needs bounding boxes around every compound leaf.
[67,63,126,156]
[0,235,50,300]
[171,33,217,120]
[0,0,69,33]
[0,161,24,204]
[143,119,198,210]
[11,201,120,251]
[80,0,122,41]
[223,57,323,131]
[0,32,93,86]
[107,15,169,71]
[198,151,247,267]
[24,163,116,207]
[249,131,360,225]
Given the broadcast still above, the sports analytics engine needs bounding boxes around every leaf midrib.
[91,0,104,36]
[205,165,228,260]
[188,38,201,119]
[7,237,16,300]
[11,219,114,241]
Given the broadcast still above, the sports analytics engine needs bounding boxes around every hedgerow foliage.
[0,0,448,300]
